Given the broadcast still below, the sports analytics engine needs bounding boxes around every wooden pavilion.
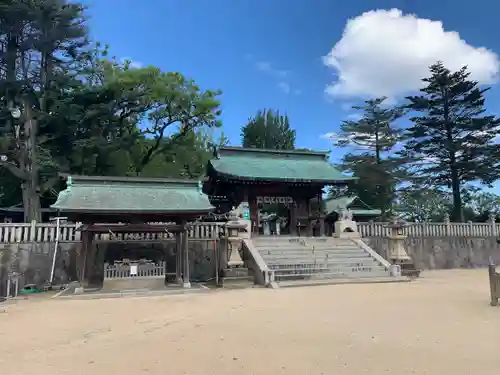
[203,147,356,236]
[51,175,214,289]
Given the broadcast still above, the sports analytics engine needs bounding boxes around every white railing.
[0,220,497,243]
[0,221,226,243]
[104,261,166,279]
[357,221,499,237]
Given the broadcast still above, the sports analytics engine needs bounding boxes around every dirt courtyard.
[1,270,499,375]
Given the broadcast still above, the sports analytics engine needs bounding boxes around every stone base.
[220,268,254,288]
[74,286,85,294]
[389,264,402,277]
[222,267,250,278]
[392,259,421,278]
[334,220,360,238]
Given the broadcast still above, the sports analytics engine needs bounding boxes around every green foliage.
[396,187,500,222]
[396,188,451,222]
[403,62,500,221]
[0,1,223,218]
[241,109,295,149]
[332,98,407,217]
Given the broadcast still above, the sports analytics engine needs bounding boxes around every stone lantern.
[385,218,420,277]
[218,221,252,287]
[225,222,245,267]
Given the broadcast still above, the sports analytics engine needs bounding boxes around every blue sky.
[82,0,500,192]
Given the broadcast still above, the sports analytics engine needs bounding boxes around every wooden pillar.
[317,194,325,237]
[319,217,326,237]
[290,199,297,236]
[248,193,259,235]
[79,230,90,286]
[84,234,97,287]
[175,231,183,285]
[307,198,313,236]
[182,222,191,288]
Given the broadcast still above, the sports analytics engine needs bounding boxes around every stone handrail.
[351,238,391,270]
[242,239,276,288]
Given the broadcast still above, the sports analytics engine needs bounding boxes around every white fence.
[0,221,226,244]
[104,261,166,279]
[0,220,498,244]
[357,221,499,238]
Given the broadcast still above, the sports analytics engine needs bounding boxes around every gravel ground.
[0,269,498,375]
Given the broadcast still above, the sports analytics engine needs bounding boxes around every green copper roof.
[324,195,381,216]
[51,175,214,214]
[209,147,355,183]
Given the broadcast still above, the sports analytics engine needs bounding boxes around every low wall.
[0,240,219,295]
[2,234,499,295]
[365,236,500,269]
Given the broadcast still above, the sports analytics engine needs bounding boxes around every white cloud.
[255,61,289,78]
[278,82,291,94]
[324,9,500,100]
[248,57,301,95]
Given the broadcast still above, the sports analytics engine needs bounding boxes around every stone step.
[256,247,317,253]
[260,248,368,255]
[220,276,255,289]
[267,259,382,268]
[261,252,371,261]
[274,269,391,281]
[254,241,355,248]
[273,265,387,274]
[277,276,410,288]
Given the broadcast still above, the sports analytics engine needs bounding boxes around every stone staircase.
[251,236,405,287]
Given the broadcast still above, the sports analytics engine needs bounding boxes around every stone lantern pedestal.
[218,218,253,288]
[386,219,421,278]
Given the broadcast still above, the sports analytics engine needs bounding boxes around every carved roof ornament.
[340,208,353,221]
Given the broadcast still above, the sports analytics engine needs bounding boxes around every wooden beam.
[81,223,185,233]
[67,212,211,225]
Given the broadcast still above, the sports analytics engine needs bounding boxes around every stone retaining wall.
[365,236,500,269]
[2,236,499,295]
[0,240,218,295]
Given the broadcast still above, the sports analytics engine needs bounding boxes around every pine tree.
[241,109,296,150]
[403,62,500,222]
[329,97,406,217]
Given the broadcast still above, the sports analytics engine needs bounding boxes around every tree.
[0,2,224,220]
[403,62,500,222]
[463,189,500,221]
[92,60,222,176]
[241,109,295,149]
[396,188,451,222]
[397,186,500,222]
[328,97,406,217]
[0,0,90,221]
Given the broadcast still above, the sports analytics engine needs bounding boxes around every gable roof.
[51,175,214,214]
[208,147,356,183]
[324,195,381,216]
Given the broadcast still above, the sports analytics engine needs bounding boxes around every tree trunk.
[22,103,41,222]
[450,162,463,222]
[443,89,464,222]
[22,182,41,222]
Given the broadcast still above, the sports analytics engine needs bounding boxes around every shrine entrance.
[257,195,293,235]
[203,147,356,237]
